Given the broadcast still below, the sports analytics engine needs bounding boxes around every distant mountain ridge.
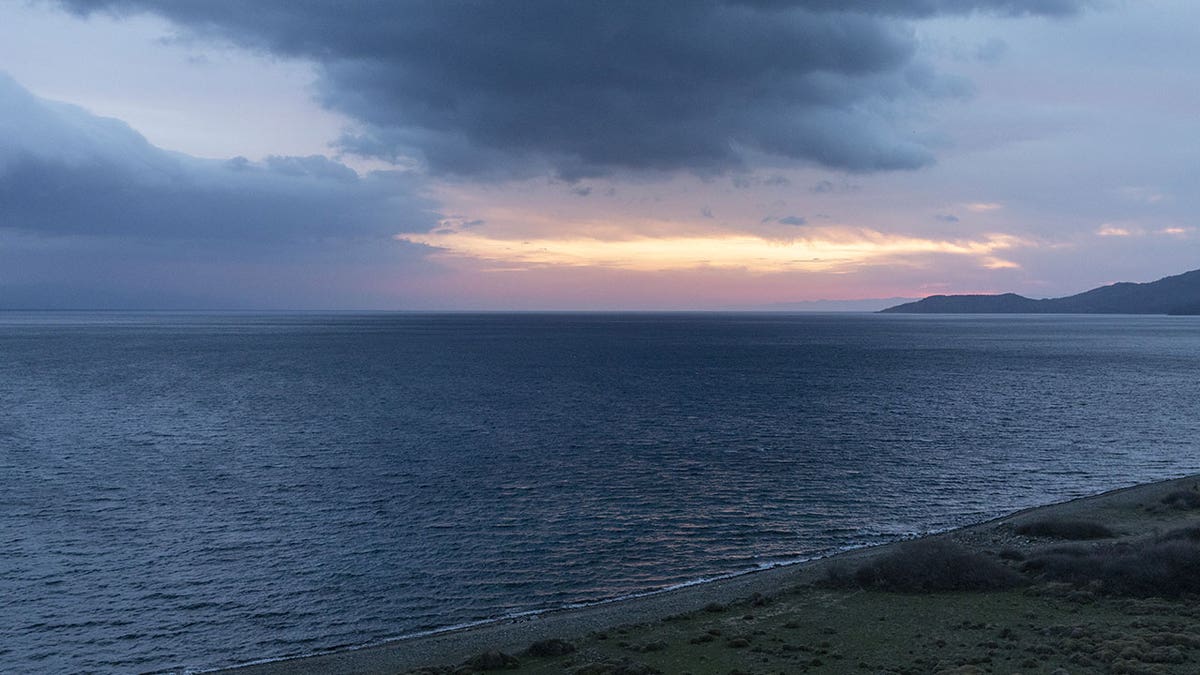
[881,269,1200,315]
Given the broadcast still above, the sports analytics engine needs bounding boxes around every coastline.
[215,472,1200,675]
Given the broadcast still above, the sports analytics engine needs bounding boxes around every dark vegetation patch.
[825,539,1024,593]
[523,638,576,657]
[1160,489,1200,510]
[998,548,1026,561]
[1013,519,1116,540]
[410,651,521,673]
[573,658,661,675]
[463,650,520,670]
[1023,527,1200,598]
[1158,525,1200,542]
[726,636,751,648]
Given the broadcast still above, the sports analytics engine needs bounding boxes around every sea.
[2,312,1199,673]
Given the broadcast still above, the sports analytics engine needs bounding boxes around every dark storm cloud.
[732,1,1089,17]
[0,73,434,242]
[52,0,1093,179]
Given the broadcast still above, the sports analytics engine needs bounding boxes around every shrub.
[463,650,520,670]
[523,638,576,657]
[827,539,1024,593]
[1023,532,1200,598]
[1160,490,1200,510]
[998,548,1026,561]
[1158,525,1200,542]
[1013,519,1115,540]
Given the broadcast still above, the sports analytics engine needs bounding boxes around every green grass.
[407,479,1200,675]
[493,586,1200,674]
[1024,527,1200,598]
[1013,518,1116,540]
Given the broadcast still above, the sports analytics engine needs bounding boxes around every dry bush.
[1160,490,1200,510]
[826,539,1024,593]
[1023,527,1200,598]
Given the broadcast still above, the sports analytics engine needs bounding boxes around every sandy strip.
[213,473,1199,675]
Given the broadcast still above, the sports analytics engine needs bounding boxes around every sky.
[0,0,1197,310]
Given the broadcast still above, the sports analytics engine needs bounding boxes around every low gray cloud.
[760,214,808,225]
[752,1,1089,17]
[732,174,791,189]
[936,213,961,222]
[0,73,433,242]
[975,37,1010,62]
[0,72,437,307]
[810,179,862,193]
[52,0,1093,180]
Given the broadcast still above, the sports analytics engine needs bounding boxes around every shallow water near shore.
[3,312,1199,673]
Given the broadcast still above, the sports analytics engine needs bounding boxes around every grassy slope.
[417,476,1200,675]
[513,587,1197,674]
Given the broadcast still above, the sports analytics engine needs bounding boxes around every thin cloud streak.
[402,228,1029,273]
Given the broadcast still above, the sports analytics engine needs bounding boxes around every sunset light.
[403,229,1028,273]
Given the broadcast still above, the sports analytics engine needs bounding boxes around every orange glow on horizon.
[400,228,1028,273]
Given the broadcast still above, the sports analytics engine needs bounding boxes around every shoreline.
[215,473,1200,675]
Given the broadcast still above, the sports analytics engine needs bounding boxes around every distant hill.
[881,269,1200,315]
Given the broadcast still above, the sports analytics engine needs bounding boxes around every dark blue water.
[3,312,1199,673]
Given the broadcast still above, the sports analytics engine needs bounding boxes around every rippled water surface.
[3,312,1200,672]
